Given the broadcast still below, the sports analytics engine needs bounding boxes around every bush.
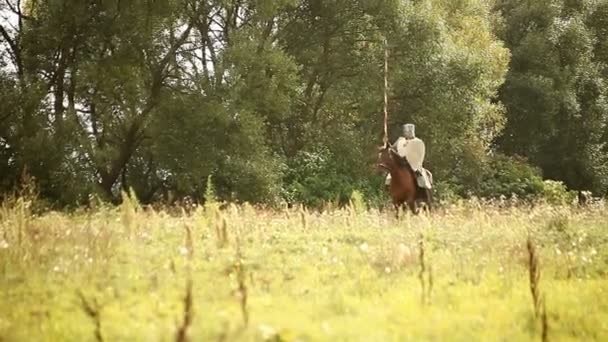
[349,190,367,214]
[477,154,545,200]
[433,180,462,204]
[539,180,577,205]
[474,154,578,204]
[283,147,362,208]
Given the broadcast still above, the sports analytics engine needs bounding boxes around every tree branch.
[4,0,32,21]
[0,23,21,76]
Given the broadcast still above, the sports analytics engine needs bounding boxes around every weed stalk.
[527,235,541,317]
[176,223,195,342]
[77,291,103,342]
[418,234,426,304]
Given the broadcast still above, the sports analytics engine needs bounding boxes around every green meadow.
[1,198,607,341]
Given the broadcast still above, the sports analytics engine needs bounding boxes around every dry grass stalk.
[215,210,228,248]
[418,234,426,305]
[176,222,195,342]
[427,264,433,304]
[300,207,308,231]
[527,234,550,341]
[233,233,249,326]
[17,198,27,251]
[235,259,248,326]
[184,223,194,261]
[216,322,229,342]
[175,279,194,342]
[541,299,549,342]
[77,291,103,342]
[527,235,542,317]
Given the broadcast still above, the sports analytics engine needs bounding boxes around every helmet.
[403,124,415,139]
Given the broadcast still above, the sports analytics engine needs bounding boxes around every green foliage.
[496,0,608,195]
[1,0,607,206]
[283,147,355,208]
[458,152,580,204]
[433,180,464,204]
[1,203,608,340]
[477,154,545,200]
[388,0,510,191]
[349,190,367,214]
[540,180,577,205]
[204,175,218,205]
[120,188,141,232]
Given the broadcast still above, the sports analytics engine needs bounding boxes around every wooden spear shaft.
[383,39,389,145]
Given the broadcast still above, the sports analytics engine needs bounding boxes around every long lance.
[383,39,389,146]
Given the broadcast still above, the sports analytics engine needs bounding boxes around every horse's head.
[376,142,398,172]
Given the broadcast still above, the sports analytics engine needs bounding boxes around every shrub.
[283,147,358,208]
[433,180,463,204]
[349,190,367,214]
[477,154,545,200]
[539,180,576,205]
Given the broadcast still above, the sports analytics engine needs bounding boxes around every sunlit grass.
[1,197,607,341]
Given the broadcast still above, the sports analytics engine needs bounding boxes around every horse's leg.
[395,201,409,219]
[424,189,433,212]
[415,189,432,214]
[393,202,399,219]
[408,200,417,215]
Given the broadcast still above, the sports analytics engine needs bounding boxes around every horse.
[376,143,432,215]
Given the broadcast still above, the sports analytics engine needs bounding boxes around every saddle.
[395,156,433,189]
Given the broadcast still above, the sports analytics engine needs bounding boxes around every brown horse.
[377,143,432,215]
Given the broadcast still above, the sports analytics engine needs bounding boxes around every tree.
[386,0,510,195]
[495,0,608,195]
[5,0,603,207]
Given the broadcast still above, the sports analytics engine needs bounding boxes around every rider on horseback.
[385,123,433,190]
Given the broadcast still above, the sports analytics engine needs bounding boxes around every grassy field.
[1,197,607,341]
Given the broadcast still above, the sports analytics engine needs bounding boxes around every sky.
[0,4,19,73]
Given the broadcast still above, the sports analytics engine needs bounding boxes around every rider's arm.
[390,138,400,149]
[419,139,425,162]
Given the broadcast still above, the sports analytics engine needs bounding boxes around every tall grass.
[0,198,607,341]
[77,291,103,342]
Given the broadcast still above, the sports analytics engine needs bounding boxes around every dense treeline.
[1,0,607,207]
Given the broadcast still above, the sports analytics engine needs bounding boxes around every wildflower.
[258,324,277,340]
[397,243,411,257]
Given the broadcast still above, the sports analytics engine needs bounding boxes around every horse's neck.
[389,155,408,171]
[388,159,413,180]
[389,163,406,178]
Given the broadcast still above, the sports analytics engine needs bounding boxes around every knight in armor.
[385,123,433,190]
